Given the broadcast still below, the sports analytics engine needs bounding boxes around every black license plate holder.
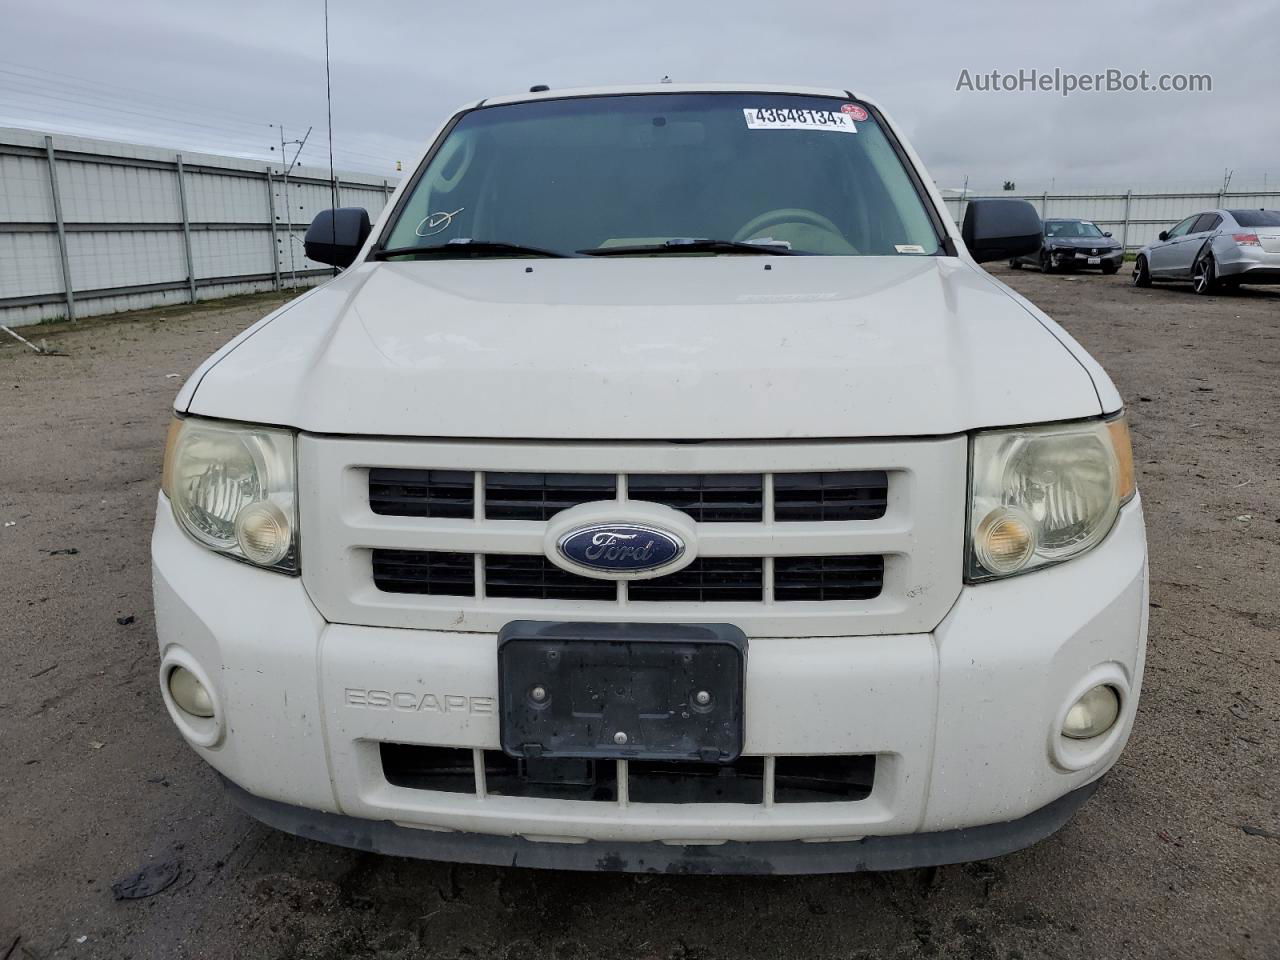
[498,621,746,763]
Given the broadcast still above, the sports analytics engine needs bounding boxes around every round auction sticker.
[840,104,869,121]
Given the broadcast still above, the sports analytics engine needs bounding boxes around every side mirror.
[961,198,1043,263]
[305,207,372,268]
[1103,231,1113,238]
[1158,230,1170,242]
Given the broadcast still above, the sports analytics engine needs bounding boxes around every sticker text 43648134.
[743,107,858,134]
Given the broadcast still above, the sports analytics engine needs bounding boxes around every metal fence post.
[175,154,197,304]
[43,135,75,322]
[265,168,281,291]
[1041,190,1049,218]
[1121,189,1133,251]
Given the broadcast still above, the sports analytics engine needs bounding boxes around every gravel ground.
[1,269,1278,960]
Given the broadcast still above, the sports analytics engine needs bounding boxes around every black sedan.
[1010,218,1124,274]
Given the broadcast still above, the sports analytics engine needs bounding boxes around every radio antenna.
[324,0,337,274]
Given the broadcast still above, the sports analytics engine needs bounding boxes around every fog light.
[1062,684,1120,740]
[974,508,1035,574]
[168,666,215,718]
[234,500,290,566]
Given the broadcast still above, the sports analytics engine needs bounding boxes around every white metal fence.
[5,123,1277,328]
[0,126,399,327]
[942,188,1280,252]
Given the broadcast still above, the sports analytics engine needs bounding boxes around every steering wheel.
[732,208,850,249]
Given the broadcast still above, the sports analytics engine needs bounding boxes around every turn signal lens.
[168,666,215,718]
[235,500,291,566]
[1107,416,1136,504]
[1062,685,1121,740]
[974,509,1036,574]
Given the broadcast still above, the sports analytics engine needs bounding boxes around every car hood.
[182,256,1109,439]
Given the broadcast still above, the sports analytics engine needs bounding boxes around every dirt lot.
[2,268,1278,960]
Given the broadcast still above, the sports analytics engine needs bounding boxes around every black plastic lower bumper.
[1219,265,1280,284]
[221,776,1100,875]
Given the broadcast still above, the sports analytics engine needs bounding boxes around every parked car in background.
[1133,209,1280,294]
[1010,218,1124,274]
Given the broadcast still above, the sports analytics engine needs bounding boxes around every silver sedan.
[1133,208,1280,294]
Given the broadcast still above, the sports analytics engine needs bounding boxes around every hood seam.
[968,265,1106,413]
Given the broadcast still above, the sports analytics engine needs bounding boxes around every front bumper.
[152,495,1148,869]
[222,773,1100,875]
[1048,248,1124,269]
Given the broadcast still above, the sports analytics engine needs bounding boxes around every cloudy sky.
[1,0,1276,192]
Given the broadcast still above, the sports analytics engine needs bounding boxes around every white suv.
[153,84,1147,874]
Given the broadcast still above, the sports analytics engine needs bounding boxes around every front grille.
[380,743,874,804]
[369,470,886,524]
[371,550,881,603]
[308,436,965,637]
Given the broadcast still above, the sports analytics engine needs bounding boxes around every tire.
[1192,254,1219,295]
[1132,256,1151,287]
[1008,258,1021,270]
[1039,252,1055,274]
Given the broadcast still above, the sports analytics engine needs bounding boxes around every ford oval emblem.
[557,523,685,574]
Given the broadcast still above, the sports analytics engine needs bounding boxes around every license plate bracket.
[498,621,746,763]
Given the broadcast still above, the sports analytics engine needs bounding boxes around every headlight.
[967,415,1135,581]
[161,417,299,574]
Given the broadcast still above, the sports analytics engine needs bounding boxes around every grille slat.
[484,555,615,601]
[368,470,887,524]
[380,744,874,804]
[629,557,764,603]
[371,551,885,603]
[774,555,884,601]
[628,474,763,522]
[369,469,474,519]
[773,471,889,522]
[485,472,616,521]
[372,550,475,596]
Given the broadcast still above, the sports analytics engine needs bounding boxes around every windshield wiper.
[578,238,796,257]
[370,239,573,260]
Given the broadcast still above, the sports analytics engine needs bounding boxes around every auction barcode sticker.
[743,107,857,133]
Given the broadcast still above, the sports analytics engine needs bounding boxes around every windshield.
[379,93,942,257]
[1045,220,1104,238]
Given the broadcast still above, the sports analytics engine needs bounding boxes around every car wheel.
[1132,256,1151,287]
[1039,252,1055,274]
[1009,258,1021,270]
[1192,254,1219,295]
